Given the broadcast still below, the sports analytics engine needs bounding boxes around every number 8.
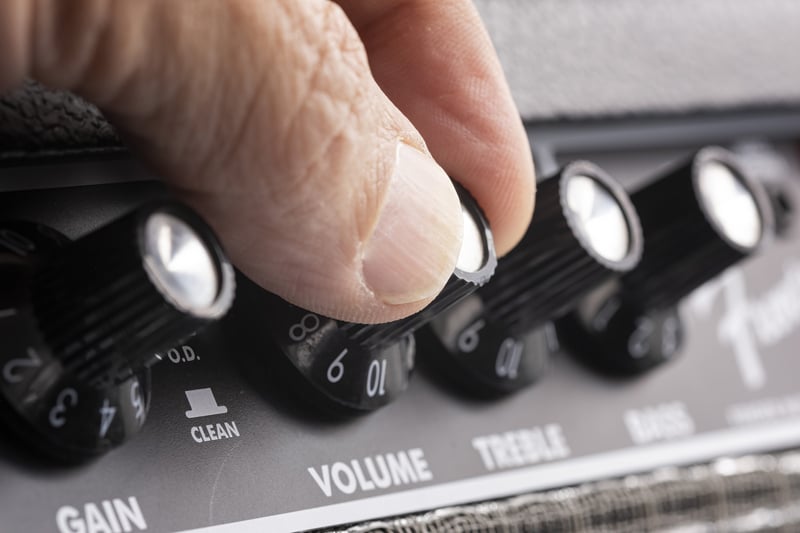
[289,313,320,342]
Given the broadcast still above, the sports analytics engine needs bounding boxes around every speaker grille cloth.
[321,450,800,532]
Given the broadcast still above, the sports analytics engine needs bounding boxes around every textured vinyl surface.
[0,80,120,158]
[3,1,800,157]
[474,0,800,120]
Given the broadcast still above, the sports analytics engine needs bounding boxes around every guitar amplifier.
[3,3,800,533]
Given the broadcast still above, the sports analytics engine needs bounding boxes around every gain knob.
[560,147,774,374]
[263,185,496,412]
[425,162,643,394]
[0,202,235,459]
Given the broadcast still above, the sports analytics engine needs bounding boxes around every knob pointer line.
[259,184,497,413]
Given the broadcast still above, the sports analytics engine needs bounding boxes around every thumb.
[0,0,464,323]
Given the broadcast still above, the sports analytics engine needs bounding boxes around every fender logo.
[689,261,800,390]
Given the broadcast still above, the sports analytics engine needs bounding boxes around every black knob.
[263,185,497,412]
[426,162,643,394]
[561,147,774,374]
[0,202,235,459]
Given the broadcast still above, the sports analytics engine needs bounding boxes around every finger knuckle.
[276,1,374,194]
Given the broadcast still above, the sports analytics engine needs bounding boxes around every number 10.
[366,359,387,397]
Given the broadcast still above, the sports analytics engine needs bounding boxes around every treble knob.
[561,147,774,374]
[425,162,643,394]
[0,202,235,459]
[263,185,497,412]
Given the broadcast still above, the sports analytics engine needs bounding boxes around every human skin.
[0,0,535,324]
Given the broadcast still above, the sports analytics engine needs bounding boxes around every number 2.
[3,347,42,384]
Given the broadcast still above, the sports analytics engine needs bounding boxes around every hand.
[0,0,535,323]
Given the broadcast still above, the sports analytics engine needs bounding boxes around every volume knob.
[426,162,643,394]
[263,185,497,412]
[562,147,773,374]
[0,202,235,459]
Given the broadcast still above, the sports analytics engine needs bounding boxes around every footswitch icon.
[184,388,228,418]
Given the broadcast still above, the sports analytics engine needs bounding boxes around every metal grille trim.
[324,450,800,532]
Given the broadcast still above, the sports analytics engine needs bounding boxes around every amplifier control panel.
[1,116,799,533]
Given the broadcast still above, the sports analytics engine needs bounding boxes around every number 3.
[49,388,78,428]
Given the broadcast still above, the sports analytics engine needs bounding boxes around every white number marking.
[326,349,348,384]
[661,316,681,357]
[289,313,321,342]
[2,347,42,384]
[49,388,78,428]
[131,381,145,425]
[495,338,522,379]
[628,317,654,358]
[457,319,486,353]
[98,399,117,438]
[366,359,387,397]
